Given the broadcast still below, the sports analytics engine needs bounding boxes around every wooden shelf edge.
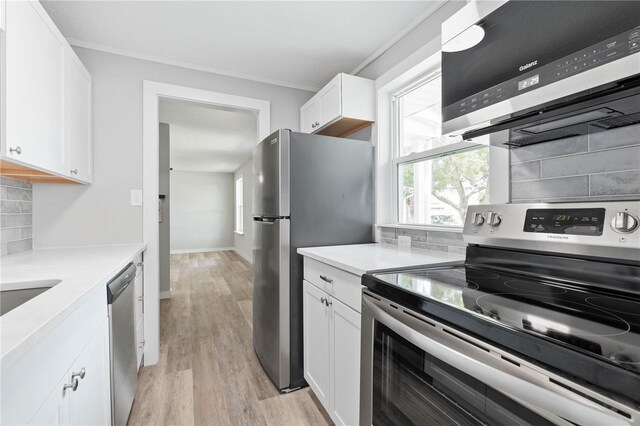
[316,117,374,138]
[0,159,81,184]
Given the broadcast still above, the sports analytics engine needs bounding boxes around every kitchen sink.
[0,280,62,316]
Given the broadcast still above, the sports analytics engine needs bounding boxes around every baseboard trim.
[170,247,234,254]
[234,249,253,264]
[159,290,172,300]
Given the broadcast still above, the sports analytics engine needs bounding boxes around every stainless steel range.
[360,201,640,426]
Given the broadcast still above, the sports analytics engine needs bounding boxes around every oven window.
[372,322,555,426]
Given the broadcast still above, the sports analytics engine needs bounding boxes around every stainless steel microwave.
[441,1,640,147]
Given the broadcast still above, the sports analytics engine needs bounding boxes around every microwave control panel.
[442,26,640,122]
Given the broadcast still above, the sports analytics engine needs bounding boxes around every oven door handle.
[363,296,631,426]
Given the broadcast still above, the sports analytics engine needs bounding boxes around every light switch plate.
[130,190,143,206]
[398,235,411,248]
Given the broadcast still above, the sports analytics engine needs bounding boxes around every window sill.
[375,223,463,233]
[234,231,244,235]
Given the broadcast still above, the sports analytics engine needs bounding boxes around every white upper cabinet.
[300,97,321,134]
[66,50,92,183]
[5,0,66,174]
[1,0,92,184]
[300,73,375,138]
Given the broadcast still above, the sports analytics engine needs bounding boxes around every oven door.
[360,292,633,426]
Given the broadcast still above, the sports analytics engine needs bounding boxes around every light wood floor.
[128,251,333,426]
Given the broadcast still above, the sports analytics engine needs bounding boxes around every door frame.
[142,80,270,365]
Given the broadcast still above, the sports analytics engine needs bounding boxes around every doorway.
[142,81,270,365]
[157,99,259,299]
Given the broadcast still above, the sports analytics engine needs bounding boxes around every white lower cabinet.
[29,320,111,426]
[303,257,362,426]
[1,288,110,426]
[28,375,69,426]
[330,298,361,426]
[303,280,331,407]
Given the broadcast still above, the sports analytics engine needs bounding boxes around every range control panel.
[463,202,640,262]
[442,26,640,122]
[523,208,606,236]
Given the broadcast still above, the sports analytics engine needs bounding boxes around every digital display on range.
[518,74,540,91]
[524,208,606,236]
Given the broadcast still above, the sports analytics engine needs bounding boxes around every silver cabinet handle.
[63,378,79,392]
[9,146,22,155]
[320,296,331,307]
[70,169,78,175]
[319,275,333,284]
[320,296,327,305]
[71,367,86,380]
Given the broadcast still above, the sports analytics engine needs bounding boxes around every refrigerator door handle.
[254,217,277,224]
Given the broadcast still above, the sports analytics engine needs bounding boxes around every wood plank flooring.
[128,251,333,426]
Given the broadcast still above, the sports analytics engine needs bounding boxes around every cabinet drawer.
[303,257,362,313]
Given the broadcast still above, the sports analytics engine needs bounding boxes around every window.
[393,68,489,228]
[235,177,244,234]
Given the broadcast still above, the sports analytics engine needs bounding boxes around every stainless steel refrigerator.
[252,129,373,391]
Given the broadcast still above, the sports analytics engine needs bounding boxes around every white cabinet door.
[68,320,111,426]
[29,375,70,426]
[303,280,331,407]
[300,97,320,133]
[330,297,361,426]
[66,50,92,183]
[5,1,66,173]
[319,75,342,127]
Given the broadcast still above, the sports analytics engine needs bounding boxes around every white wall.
[170,171,234,252]
[32,48,313,248]
[233,159,253,262]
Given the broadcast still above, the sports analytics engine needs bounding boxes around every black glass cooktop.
[369,264,640,374]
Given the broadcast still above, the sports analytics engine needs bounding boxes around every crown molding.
[350,1,447,76]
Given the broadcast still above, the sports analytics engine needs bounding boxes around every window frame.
[234,177,244,234]
[389,66,495,229]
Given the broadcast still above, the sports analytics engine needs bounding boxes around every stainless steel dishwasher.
[107,263,138,426]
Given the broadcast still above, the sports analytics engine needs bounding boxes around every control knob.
[487,212,502,228]
[611,211,638,234]
[471,212,485,226]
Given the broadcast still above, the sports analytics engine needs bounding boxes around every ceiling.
[159,100,257,173]
[40,1,444,91]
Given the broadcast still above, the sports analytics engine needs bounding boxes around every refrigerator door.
[253,217,290,389]
[253,130,290,218]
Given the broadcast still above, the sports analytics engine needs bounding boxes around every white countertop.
[0,244,146,371]
[297,243,464,276]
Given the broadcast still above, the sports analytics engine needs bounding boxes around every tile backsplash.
[377,227,467,256]
[510,124,640,202]
[1,177,33,256]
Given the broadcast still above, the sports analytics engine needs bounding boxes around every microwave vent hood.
[441,0,640,148]
[467,77,640,148]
